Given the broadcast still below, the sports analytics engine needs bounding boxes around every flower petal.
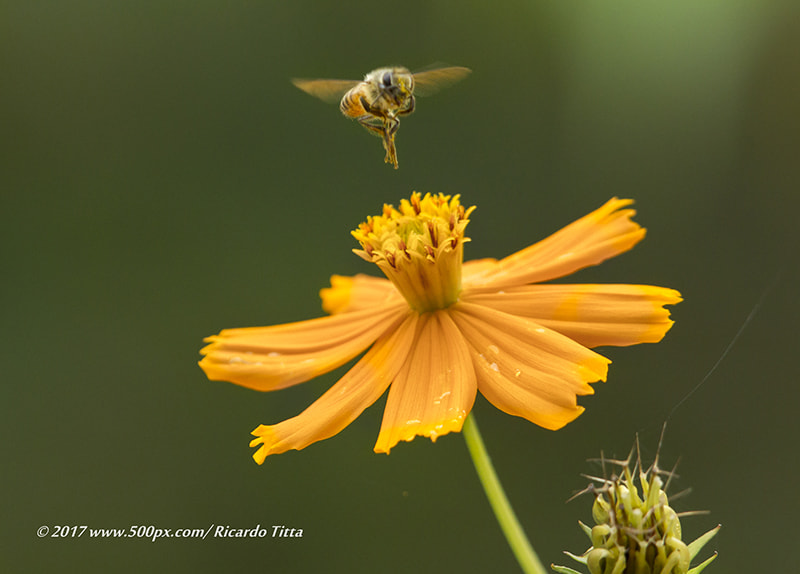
[462,284,682,348]
[461,258,501,282]
[463,198,646,291]
[449,302,610,430]
[249,312,418,463]
[320,273,400,315]
[374,310,477,453]
[199,303,406,391]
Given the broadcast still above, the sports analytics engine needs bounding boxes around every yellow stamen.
[351,192,475,313]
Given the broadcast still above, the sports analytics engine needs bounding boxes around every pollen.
[351,192,475,313]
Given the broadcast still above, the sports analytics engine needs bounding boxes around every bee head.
[387,71,414,102]
[368,67,413,105]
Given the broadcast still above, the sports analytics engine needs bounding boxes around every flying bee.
[292,65,471,169]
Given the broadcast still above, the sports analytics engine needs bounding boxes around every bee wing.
[412,66,472,97]
[291,78,360,104]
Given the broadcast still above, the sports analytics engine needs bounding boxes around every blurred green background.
[3,1,798,572]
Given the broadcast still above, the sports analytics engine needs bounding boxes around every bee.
[292,65,471,169]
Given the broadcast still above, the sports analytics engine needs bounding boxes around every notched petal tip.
[373,415,469,454]
[319,275,355,315]
[249,425,277,465]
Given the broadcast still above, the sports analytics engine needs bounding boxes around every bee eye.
[382,72,392,87]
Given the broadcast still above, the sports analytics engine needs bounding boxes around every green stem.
[463,413,548,574]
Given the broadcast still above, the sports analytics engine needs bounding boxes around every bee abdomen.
[340,87,367,119]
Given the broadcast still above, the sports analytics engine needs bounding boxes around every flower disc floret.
[351,192,474,313]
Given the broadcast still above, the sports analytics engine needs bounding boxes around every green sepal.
[563,551,589,565]
[687,552,718,574]
[687,525,720,560]
[578,520,592,540]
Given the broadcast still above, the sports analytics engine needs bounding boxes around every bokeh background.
[4,1,798,572]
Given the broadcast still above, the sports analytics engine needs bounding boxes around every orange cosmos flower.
[200,194,681,464]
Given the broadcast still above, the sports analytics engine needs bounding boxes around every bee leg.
[355,117,386,138]
[385,116,400,136]
[382,133,398,169]
[381,118,399,169]
[381,124,399,169]
[355,116,399,169]
[397,94,415,117]
[381,117,399,168]
[355,91,400,139]
[358,95,383,118]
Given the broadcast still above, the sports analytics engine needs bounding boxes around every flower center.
[352,192,475,313]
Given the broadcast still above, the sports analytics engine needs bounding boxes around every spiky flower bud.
[552,442,719,574]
